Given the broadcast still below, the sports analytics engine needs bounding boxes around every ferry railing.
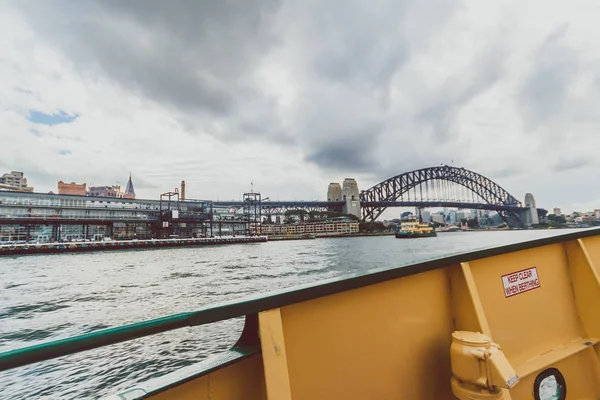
[0,306,260,372]
[1,228,600,374]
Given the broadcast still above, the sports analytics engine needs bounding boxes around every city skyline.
[1,168,597,220]
[1,1,599,215]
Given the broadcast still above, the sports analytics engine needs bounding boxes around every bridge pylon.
[341,179,361,219]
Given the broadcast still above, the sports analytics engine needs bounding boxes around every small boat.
[394,215,437,238]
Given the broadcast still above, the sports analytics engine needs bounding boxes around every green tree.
[359,221,386,232]
[466,218,479,228]
[547,214,566,224]
[342,213,360,221]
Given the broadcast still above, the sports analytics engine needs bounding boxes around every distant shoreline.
[268,226,591,241]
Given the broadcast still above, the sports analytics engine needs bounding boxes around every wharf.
[267,232,395,241]
[0,236,268,256]
[313,232,394,239]
[268,234,316,241]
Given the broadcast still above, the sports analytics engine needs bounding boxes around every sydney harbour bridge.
[214,165,546,228]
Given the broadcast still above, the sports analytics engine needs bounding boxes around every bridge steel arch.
[359,166,524,226]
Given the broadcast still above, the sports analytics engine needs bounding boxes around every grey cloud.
[291,0,461,116]
[14,0,285,140]
[13,0,519,180]
[553,157,593,172]
[282,0,463,175]
[305,125,382,172]
[125,175,158,190]
[486,165,524,180]
[417,38,509,141]
[14,87,33,94]
[372,154,458,187]
[519,24,581,128]
[11,162,60,191]
[307,1,410,90]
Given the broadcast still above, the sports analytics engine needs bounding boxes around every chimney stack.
[181,180,186,201]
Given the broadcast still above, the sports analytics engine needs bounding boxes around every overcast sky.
[1,0,599,215]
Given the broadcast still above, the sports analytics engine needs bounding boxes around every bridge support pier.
[515,193,545,228]
[523,193,539,226]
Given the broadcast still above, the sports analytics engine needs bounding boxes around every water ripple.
[0,230,572,399]
[167,272,206,279]
[4,283,27,289]
[0,323,72,343]
[0,302,70,320]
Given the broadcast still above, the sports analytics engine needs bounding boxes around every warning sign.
[501,267,541,298]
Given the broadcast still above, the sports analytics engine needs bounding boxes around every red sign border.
[501,266,541,298]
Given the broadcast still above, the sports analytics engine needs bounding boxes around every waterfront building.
[56,175,136,198]
[431,214,445,224]
[58,181,87,196]
[259,217,359,236]
[0,171,33,192]
[86,174,136,199]
[87,185,121,198]
[0,190,215,242]
[578,215,596,223]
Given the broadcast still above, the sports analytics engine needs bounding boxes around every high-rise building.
[470,209,483,219]
[421,210,431,223]
[0,171,33,192]
[474,209,485,219]
[449,210,457,225]
[553,207,562,217]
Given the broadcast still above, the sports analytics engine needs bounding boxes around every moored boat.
[2,228,600,399]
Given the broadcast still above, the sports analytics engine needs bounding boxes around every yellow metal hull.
[104,231,600,400]
[3,230,600,399]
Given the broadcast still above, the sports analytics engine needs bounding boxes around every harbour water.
[0,230,583,399]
